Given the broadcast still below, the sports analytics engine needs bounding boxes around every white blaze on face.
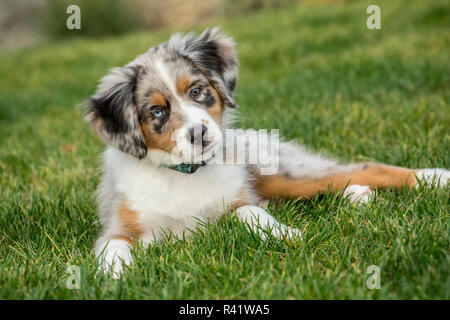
[170,104,222,164]
[154,59,222,165]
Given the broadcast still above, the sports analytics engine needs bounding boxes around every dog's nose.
[187,124,210,147]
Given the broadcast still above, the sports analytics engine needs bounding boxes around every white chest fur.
[103,148,248,238]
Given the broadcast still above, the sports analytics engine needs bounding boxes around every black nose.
[188,124,209,146]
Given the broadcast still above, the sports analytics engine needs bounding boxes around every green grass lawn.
[0,0,449,299]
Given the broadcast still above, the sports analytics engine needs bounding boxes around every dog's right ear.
[84,66,148,159]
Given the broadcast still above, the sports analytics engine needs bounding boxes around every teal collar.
[162,162,206,174]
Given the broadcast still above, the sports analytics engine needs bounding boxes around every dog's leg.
[235,205,302,240]
[342,184,373,203]
[254,163,449,201]
[95,235,134,279]
[415,168,450,186]
[250,140,449,201]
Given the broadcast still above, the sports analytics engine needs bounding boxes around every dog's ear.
[168,27,239,108]
[84,66,147,159]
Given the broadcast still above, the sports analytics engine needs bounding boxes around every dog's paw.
[415,168,450,187]
[280,225,302,240]
[257,198,270,208]
[343,185,373,203]
[95,239,133,279]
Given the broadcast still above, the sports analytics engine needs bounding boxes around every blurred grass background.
[0,0,449,299]
[0,0,297,50]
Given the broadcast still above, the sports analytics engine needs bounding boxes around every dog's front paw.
[415,168,450,187]
[95,239,133,279]
[282,226,303,240]
[343,185,373,203]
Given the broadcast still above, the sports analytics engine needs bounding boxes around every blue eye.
[190,87,202,98]
[152,107,165,118]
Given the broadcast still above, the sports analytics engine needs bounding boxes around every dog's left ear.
[168,27,239,108]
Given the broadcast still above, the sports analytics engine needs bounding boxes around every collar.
[161,162,206,174]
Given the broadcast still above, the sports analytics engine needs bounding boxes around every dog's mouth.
[201,142,217,157]
[188,140,218,161]
[162,143,217,174]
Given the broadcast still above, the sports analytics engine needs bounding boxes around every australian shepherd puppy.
[85,28,449,278]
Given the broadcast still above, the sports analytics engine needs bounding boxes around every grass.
[0,0,449,299]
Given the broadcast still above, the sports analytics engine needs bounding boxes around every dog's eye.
[190,87,202,98]
[151,107,165,118]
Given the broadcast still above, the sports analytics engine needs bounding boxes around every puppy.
[85,28,449,278]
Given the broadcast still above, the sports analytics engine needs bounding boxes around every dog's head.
[85,27,238,165]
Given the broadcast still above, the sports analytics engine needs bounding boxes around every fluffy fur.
[85,28,450,278]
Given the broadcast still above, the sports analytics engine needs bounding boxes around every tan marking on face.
[254,163,417,200]
[176,76,191,94]
[140,115,184,153]
[149,92,166,107]
[118,200,144,235]
[188,62,226,124]
[206,86,224,126]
